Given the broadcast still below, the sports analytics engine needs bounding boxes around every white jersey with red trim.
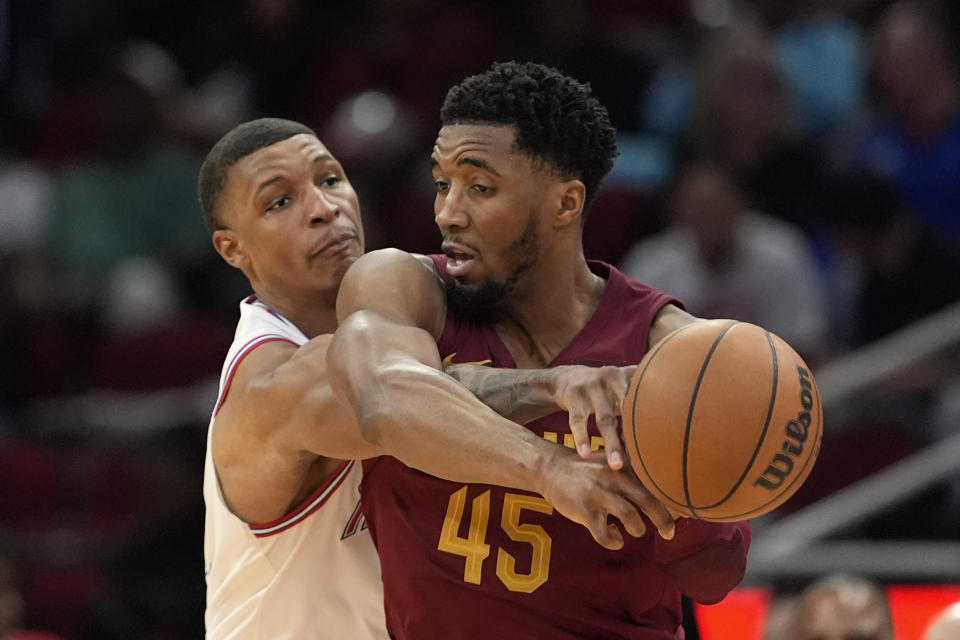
[203,296,386,639]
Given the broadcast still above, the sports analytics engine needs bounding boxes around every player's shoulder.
[649,305,701,348]
[605,261,671,299]
[351,247,430,269]
[345,248,442,287]
[337,249,446,333]
[605,260,698,348]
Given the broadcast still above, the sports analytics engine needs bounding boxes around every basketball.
[621,319,822,522]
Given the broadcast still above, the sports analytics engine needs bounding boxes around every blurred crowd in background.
[1,0,959,638]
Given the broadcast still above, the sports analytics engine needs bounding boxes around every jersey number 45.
[438,486,554,594]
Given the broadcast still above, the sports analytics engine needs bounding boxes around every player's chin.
[450,271,492,293]
[452,272,479,287]
[454,262,493,286]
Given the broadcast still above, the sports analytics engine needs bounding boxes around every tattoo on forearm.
[445,365,553,422]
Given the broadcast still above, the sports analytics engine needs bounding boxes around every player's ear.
[552,179,586,229]
[213,229,246,269]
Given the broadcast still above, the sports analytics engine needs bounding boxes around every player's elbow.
[678,563,746,605]
[328,310,444,450]
[352,407,388,451]
[351,363,433,450]
[657,531,749,605]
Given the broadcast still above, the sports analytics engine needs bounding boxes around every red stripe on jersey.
[249,460,354,537]
[341,499,366,539]
[213,335,297,416]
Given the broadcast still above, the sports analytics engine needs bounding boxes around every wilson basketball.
[621,319,822,522]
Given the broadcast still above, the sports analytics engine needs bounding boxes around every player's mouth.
[310,233,358,260]
[442,242,477,278]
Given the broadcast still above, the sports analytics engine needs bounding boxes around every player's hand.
[550,365,637,470]
[537,449,676,550]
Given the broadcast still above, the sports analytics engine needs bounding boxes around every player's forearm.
[327,313,558,492]
[654,519,751,604]
[366,364,560,488]
[444,364,560,424]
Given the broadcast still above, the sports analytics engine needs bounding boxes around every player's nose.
[435,193,468,232]
[308,185,339,224]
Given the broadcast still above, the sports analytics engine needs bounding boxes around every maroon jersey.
[361,258,751,639]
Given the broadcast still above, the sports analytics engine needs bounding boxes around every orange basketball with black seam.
[621,319,822,522]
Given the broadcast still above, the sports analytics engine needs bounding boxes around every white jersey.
[203,295,386,639]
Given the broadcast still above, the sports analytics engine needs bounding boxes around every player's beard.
[445,213,539,326]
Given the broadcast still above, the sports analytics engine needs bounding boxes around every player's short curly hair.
[198,117,315,232]
[440,61,619,212]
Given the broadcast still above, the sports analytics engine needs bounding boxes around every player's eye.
[472,184,492,194]
[321,174,342,187]
[266,195,292,211]
[434,179,449,193]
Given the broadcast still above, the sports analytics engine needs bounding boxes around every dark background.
[1,1,959,637]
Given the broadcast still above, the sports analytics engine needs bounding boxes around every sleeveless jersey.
[203,295,386,639]
[360,259,749,639]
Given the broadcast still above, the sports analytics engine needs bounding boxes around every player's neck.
[254,288,339,338]
[497,254,605,367]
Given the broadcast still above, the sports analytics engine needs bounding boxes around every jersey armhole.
[214,335,298,416]
[248,460,355,537]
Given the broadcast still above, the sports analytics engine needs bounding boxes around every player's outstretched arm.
[327,248,677,544]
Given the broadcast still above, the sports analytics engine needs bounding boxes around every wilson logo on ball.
[754,366,815,491]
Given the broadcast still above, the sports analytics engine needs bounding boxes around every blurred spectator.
[508,0,679,132]
[687,23,823,232]
[924,601,960,640]
[763,594,800,640]
[853,0,960,238]
[819,169,960,485]
[41,40,208,291]
[641,2,867,195]
[775,4,866,137]
[19,40,229,409]
[620,158,829,362]
[793,573,894,640]
[0,128,52,260]
[101,256,183,336]
[820,168,960,346]
[0,120,53,415]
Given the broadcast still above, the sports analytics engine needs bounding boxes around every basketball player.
[200,118,679,639]
[328,62,752,638]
